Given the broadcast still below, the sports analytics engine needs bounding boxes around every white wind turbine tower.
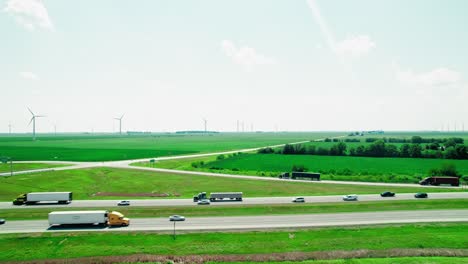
[203,118,207,133]
[28,107,45,140]
[114,114,124,135]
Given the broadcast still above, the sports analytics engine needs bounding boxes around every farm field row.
[2,199,467,220]
[0,167,462,202]
[0,132,341,161]
[1,223,466,262]
[149,153,468,183]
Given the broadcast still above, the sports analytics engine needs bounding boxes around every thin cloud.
[20,71,39,80]
[396,67,461,87]
[3,0,54,31]
[221,40,277,71]
[335,35,376,57]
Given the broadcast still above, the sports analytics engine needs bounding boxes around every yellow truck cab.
[108,211,130,226]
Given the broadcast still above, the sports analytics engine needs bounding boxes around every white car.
[169,215,186,221]
[342,194,358,201]
[117,200,130,206]
[292,197,305,203]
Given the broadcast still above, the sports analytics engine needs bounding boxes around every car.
[169,215,185,222]
[197,199,211,205]
[117,200,130,206]
[415,192,428,198]
[0,219,5,225]
[343,194,358,201]
[292,197,305,203]
[380,191,395,197]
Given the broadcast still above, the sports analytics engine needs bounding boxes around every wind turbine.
[28,107,45,140]
[203,118,207,133]
[114,114,124,135]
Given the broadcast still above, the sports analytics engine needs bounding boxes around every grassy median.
[1,223,467,262]
[1,199,467,220]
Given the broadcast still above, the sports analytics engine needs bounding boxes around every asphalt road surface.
[1,192,467,210]
[0,209,466,234]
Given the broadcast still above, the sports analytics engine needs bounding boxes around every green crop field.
[191,153,468,183]
[0,132,341,161]
[2,199,467,220]
[0,167,461,201]
[1,223,466,262]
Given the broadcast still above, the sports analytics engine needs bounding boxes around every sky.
[1,0,467,133]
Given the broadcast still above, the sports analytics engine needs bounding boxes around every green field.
[2,199,467,220]
[0,132,340,161]
[182,153,468,183]
[1,223,466,262]
[0,162,68,173]
[0,167,462,201]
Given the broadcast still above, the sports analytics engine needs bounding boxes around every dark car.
[380,191,395,197]
[0,219,5,225]
[415,192,428,198]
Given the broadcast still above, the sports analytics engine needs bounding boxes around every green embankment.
[1,223,466,261]
[0,132,339,161]
[0,163,67,173]
[2,199,467,220]
[208,257,468,264]
[0,167,463,201]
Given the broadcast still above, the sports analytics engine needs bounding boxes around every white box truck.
[48,210,130,227]
[13,192,73,205]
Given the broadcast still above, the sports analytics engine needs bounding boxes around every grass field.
[183,153,468,183]
[2,199,467,220]
[0,132,340,161]
[1,223,466,261]
[0,167,462,201]
[0,162,67,173]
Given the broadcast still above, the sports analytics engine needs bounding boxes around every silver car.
[169,215,185,221]
[343,194,358,201]
[292,197,305,203]
[197,199,211,205]
[118,200,130,206]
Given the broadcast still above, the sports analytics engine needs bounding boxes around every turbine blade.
[28,117,34,126]
[121,114,125,119]
[27,107,34,116]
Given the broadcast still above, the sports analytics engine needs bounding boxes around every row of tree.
[324,136,465,146]
[258,140,468,160]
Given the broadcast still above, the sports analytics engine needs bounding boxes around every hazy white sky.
[1,0,467,133]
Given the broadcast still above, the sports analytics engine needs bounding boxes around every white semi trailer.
[48,210,130,227]
[13,192,73,205]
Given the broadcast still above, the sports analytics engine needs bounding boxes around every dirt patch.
[93,192,180,197]
[6,248,468,264]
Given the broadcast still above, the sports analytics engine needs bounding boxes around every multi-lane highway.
[1,192,467,209]
[1,210,466,234]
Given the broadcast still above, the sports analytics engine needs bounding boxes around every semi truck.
[419,176,459,186]
[193,192,243,202]
[48,210,130,227]
[279,172,320,181]
[13,192,73,205]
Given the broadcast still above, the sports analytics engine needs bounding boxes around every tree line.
[258,139,468,160]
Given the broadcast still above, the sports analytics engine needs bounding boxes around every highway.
[1,192,467,209]
[0,210,466,234]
